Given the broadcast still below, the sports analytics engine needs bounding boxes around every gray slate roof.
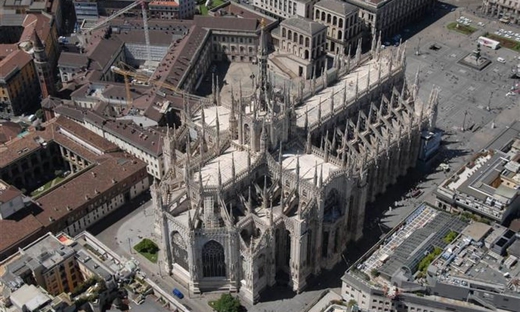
[315,0,358,15]
[281,17,326,35]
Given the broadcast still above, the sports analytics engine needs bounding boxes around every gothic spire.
[313,161,318,186]
[231,152,236,182]
[343,80,347,108]
[330,89,334,114]
[366,64,371,87]
[198,164,203,195]
[260,121,268,152]
[319,164,323,188]
[217,161,222,189]
[247,149,252,175]
[355,73,359,99]
[306,131,312,154]
[269,199,274,226]
[248,186,253,214]
[295,154,300,191]
[258,18,269,109]
[318,97,322,124]
[263,175,268,208]
[304,106,309,131]
[215,107,220,151]
[278,141,283,182]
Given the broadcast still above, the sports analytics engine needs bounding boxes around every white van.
[497,57,506,63]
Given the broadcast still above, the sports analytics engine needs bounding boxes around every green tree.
[35,109,44,119]
[135,238,159,254]
[212,294,241,312]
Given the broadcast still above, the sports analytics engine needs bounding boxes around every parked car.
[173,288,184,299]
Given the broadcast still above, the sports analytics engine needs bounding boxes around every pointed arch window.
[202,240,226,277]
[171,232,189,271]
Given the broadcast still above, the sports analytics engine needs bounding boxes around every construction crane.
[110,62,150,108]
[78,0,151,64]
[110,63,181,98]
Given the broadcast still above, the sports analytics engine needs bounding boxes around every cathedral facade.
[151,27,438,304]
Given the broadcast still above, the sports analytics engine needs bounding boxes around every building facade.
[345,0,435,39]
[253,0,317,19]
[151,33,438,304]
[276,17,327,78]
[149,0,196,19]
[482,0,520,24]
[314,0,361,54]
[73,0,99,22]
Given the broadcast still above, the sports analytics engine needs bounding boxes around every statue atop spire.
[257,17,270,110]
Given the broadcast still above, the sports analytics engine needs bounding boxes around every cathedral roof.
[193,147,252,187]
[281,151,340,185]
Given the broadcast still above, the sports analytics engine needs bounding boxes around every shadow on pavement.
[88,191,151,236]
[194,61,231,97]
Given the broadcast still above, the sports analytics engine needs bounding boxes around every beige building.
[0,233,83,296]
[314,0,361,54]
[483,0,520,24]
[276,17,327,78]
[345,0,435,39]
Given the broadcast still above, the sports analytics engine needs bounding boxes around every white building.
[275,17,327,79]
[253,0,318,19]
[83,113,166,179]
[314,0,361,54]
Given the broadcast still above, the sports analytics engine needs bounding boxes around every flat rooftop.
[352,203,467,287]
[429,223,520,295]
[436,122,520,220]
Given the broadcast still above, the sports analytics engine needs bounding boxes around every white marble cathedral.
[151,24,439,304]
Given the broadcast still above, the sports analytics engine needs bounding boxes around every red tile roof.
[0,214,45,257]
[0,122,23,144]
[35,156,147,227]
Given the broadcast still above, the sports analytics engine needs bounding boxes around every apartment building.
[0,233,83,296]
[314,0,361,54]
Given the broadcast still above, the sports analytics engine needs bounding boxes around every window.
[202,240,226,277]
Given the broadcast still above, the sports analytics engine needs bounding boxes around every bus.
[478,36,500,50]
